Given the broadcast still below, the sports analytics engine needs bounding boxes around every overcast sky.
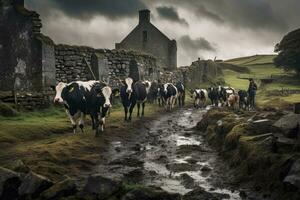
[26,0,300,67]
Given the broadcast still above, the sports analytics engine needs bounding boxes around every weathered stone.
[122,186,181,200]
[10,159,30,173]
[284,160,300,189]
[40,178,77,200]
[19,171,53,198]
[83,174,122,199]
[0,167,22,200]
[273,113,300,130]
[183,187,230,200]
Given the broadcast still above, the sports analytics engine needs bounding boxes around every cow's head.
[163,83,169,94]
[101,86,112,108]
[53,82,67,103]
[125,78,133,94]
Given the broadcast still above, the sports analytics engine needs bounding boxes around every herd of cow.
[53,78,251,136]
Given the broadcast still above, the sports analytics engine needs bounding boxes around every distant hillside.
[218,54,300,104]
[225,54,276,66]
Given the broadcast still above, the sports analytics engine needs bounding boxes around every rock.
[239,190,247,198]
[273,113,300,130]
[83,174,122,199]
[109,157,144,167]
[183,187,230,200]
[11,159,30,173]
[19,171,53,198]
[201,165,212,172]
[122,186,181,200]
[123,169,144,184]
[179,173,195,189]
[40,178,77,200]
[0,167,22,200]
[284,159,300,189]
[248,119,272,135]
[166,163,200,173]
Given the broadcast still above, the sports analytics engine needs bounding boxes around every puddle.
[98,107,264,199]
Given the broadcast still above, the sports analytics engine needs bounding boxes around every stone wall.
[0,0,55,93]
[159,59,223,87]
[55,45,159,88]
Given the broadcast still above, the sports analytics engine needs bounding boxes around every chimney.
[139,9,150,24]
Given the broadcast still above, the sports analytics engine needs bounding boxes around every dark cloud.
[196,5,224,24]
[179,35,216,52]
[27,0,147,20]
[156,6,188,26]
[150,0,299,33]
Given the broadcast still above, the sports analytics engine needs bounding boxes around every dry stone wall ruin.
[0,0,222,109]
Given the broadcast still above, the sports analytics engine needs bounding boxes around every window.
[143,31,148,42]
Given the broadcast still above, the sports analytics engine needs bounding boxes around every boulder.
[40,178,77,200]
[83,174,122,199]
[0,167,22,200]
[248,119,272,135]
[122,186,181,200]
[273,113,300,130]
[179,173,195,189]
[284,159,300,189]
[182,187,230,200]
[11,159,30,174]
[19,171,53,198]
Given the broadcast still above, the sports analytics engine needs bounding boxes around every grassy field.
[0,102,167,181]
[222,54,300,106]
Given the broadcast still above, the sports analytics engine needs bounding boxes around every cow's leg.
[128,102,136,121]
[142,102,145,116]
[137,103,140,117]
[78,112,86,133]
[65,110,78,134]
[124,105,128,121]
[93,112,100,137]
[100,107,109,132]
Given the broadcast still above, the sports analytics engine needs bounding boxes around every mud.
[92,107,268,199]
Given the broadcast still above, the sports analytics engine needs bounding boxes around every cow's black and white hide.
[120,78,148,121]
[161,83,178,111]
[192,89,208,108]
[157,83,165,107]
[238,90,249,110]
[175,82,185,107]
[219,86,235,106]
[53,81,112,136]
[208,87,219,106]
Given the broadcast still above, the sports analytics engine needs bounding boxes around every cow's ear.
[50,85,56,91]
[119,79,126,86]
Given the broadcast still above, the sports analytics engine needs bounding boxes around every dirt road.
[90,107,265,199]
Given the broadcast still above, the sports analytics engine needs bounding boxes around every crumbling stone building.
[116,10,177,71]
[0,0,56,93]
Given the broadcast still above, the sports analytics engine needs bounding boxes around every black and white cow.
[161,83,178,111]
[53,80,112,136]
[238,90,249,110]
[175,82,185,107]
[191,89,208,108]
[219,86,235,106]
[120,78,148,121]
[208,87,219,106]
[157,83,165,107]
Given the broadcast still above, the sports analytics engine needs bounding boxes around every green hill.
[220,54,300,105]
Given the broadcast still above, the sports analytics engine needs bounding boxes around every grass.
[222,54,300,105]
[0,101,166,181]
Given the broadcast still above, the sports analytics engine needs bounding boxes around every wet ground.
[94,107,265,199]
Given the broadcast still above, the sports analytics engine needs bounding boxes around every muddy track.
[88,108,265,199]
